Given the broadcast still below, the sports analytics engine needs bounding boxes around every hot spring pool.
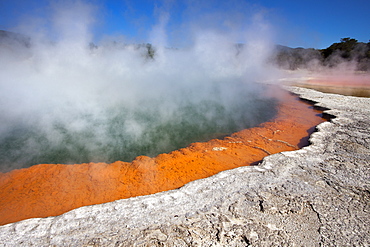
[0,83,278,172]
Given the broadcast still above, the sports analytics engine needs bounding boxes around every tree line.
[272,38,370,71]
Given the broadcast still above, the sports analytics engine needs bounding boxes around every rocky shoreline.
[0,86,369,246]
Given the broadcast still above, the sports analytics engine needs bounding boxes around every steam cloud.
[0,1,280,172]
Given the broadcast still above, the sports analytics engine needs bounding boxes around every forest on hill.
[273,38,370,71]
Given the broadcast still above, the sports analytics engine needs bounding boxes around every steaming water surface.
[0,35,278,172]
[0,85,277,172]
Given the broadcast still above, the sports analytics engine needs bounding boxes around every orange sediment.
[0,88,325,225]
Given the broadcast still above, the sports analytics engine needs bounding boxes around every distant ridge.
[1,29,369,71]
[272,38,370,71]
[0,30,30,47]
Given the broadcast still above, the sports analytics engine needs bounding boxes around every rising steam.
[0,1,280,172]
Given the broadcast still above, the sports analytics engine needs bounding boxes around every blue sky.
[0,0,369,49]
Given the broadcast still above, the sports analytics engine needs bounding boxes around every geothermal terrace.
[0,86,369,246]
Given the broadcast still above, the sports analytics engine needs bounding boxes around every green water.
[0,89,277,172]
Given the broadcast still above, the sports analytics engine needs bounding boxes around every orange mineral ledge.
[0,87,325,225]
